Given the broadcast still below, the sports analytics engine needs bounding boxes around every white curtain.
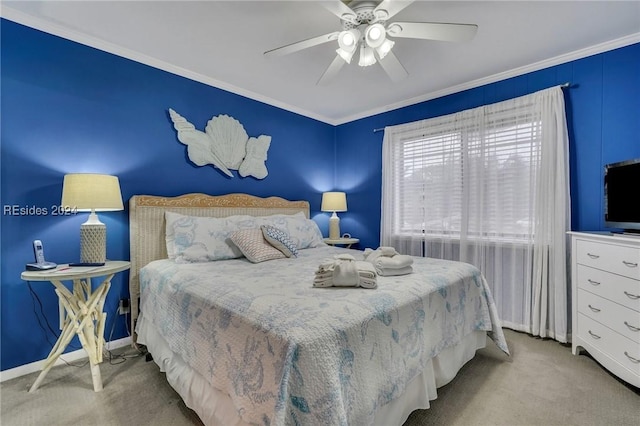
[381,86,570,342]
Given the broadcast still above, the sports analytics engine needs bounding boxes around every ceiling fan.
[264,0,478,85]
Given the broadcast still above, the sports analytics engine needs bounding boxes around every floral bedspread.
[138,246,509,426]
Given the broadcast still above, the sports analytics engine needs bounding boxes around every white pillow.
[165,212,260,261]
[165,211,325,262]
[257,212,325,250]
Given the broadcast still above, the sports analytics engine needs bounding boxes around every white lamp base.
[329,212,341,240]
[80,212,106,263]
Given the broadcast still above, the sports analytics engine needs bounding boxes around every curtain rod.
[372,82,572,133]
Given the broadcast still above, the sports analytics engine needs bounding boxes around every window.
[381,86,571,342]
[386,104,541,243]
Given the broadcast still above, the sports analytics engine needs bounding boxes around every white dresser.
[569,232,640,387]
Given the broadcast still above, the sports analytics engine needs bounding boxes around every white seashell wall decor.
[239,135,271,179]
[168,108,271,179]
[205,115,247,170]
[168,109,233,177]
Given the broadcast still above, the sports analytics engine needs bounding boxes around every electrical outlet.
[118,298,130,315]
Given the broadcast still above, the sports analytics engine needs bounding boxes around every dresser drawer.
[576,265,640,311]
[578,289,640,343]
[576,239,640,280]
[577,313,640,375]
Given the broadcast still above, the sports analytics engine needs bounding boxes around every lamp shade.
[337,29,360,64]
[61,173,123,263]
[61,174,124,212]
[358,44,376,67]
[365,23,386,48]
[376,39,395,60]
[321,192,347,212]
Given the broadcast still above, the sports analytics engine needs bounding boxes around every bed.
[129,193,509,426]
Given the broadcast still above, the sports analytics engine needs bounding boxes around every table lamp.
[61,173,124,263]
[321,191,347,240]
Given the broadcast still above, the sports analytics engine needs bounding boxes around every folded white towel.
[316,260,337,273]
[374,255,413,270]
[333,256,359,286]
[363,248,381,262]
[314,271,334,280]
[363,246,400,262]
[355,261,377,288]
[356,260,376,276]
[379,246,399,256]
[314,259,337,287]
[313,255,377,289]
[313,277,334,287]
[362,247,413,276]
[376,266,413,276]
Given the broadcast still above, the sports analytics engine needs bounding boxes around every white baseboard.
[0,336,132,383]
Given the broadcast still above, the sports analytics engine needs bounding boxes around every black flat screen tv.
[604,158,640,233]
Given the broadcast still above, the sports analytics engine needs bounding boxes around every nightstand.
[21,260,130,392]
[324,237,359,249]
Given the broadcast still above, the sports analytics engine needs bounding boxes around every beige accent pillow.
[229,228,286,263]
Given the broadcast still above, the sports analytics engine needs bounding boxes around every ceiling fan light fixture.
[342,32,355,47]
[337,28,361,64]
[358,44,376,67]
[365,23,387,48]
[375,39,395,60]
[336,47,355,64]
[267,1,479,84]
[338,29,360,50]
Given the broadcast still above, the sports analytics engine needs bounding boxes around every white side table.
[21,260,130,392]
[324,237,359,249]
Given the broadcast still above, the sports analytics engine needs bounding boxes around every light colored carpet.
[1,329,638,426]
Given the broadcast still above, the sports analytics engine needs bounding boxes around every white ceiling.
[3,1,640,125]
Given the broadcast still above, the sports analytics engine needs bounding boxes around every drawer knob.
[624,291,640,300]
[622,260,638,268]
[587,253,600,259]
[587,279,601,286]
[588,304,601,313]
[624,321,640,332]
[624,352,640,364]
[588,330,601,339]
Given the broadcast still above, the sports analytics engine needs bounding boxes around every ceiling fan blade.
[265,31,340,58]
[377,50,408,82]
[317,55,346,86]
[387,22,478,42]
[373,0,415,21]
[321,1,358,24]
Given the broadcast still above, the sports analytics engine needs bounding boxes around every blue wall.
[2,18,639,371]
[0,20,335,370]
[336,43,640,250]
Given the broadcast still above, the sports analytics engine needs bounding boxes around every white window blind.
[388,104,541,243]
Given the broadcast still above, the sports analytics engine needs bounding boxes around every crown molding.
[2,6,638,127]
[0,6,337,125]
[337,32,640,125]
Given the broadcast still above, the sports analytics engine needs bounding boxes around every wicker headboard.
[128,193,310,340]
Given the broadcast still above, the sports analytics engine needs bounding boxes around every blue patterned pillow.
[261,225,298,258]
